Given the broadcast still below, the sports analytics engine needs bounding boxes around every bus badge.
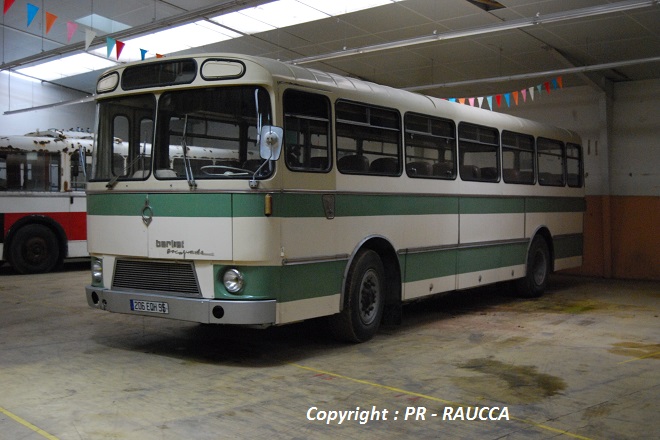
[141,196,153,226]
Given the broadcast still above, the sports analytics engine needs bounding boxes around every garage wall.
[503,78,660,280]
[0,72,95,135]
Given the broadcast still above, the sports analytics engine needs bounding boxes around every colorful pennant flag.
[27,3,39,27]
[140,49,148,60]
[521,89,527,102]
[45,12,57,34]
[486,96,493,110]
[513,91,519,106]
[496,94,502,107]
[66,21,78,42]
[106,37,116,58]
[4,0,16,15]
[504,93,511,107]
[84,29,96,50]
[477,97,484,108]
[115,40,125,60]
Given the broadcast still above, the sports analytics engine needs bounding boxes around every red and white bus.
[0,129,91,273]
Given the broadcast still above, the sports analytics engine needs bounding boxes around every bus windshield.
[92,86,273,182]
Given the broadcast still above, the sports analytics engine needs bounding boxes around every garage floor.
[1,264,658,440]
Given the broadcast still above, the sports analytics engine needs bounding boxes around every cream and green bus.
[85,54,584,342]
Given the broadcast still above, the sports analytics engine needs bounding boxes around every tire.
[330,249,385,343]
[516,235,550,298]
[9,224,61,274]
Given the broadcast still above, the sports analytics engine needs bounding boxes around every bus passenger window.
[537,138,565,186]
[284,90,331,172]
[404,113,456,179]
[566,143,583,187]
[336,101,401,176]
[458,123,499,182]
[502,131,535,184]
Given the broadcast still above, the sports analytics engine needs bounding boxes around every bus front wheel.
[330,249,385,343]
[9,224,61,274]
[516,235,550,298]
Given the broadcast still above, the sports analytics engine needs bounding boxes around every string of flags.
[3,0,162,60]
[446,77,564,111]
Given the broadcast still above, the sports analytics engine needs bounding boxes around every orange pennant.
[45,11,57,34]
[513,91,519,105]
[557,76,563,88]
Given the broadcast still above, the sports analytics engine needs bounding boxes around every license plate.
[130,299,169,314]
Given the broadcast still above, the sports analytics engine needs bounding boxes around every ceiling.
[1,0,659,100]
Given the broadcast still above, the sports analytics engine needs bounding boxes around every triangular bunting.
[521,89,527,102]
[513,91,519,106]
[66,21,78,42]
[544,81,551,94]
[551,78,559,90]
[468,97,475,107]
[106,37,116,58]
[477,97,484,108]
[496,94,502,107]
[45,12,57,34]
[504,93,511,107]
[27,3,39,27]
[457,98,465,105]
[448,98,456,103]
[156,53,165,58]
[4,0,16,15]
[116,40,125,60]
[536,84,543,94]
[486,96,493,110]
[84,29,96,50]
[140,49,148,60]
[529,87,535,101]
[557,76,563,88]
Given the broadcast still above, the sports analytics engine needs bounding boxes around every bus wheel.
[516,236,550,298]
[9,224,60,274]
[330,249,385,343]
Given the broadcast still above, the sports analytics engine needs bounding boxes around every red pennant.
[544,82,551,94]
[45,12,57,34]
[496,94,502,107]
[116,40,125,60]
[4,0,16,14]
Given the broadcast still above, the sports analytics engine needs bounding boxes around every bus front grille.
[112,259,201,297]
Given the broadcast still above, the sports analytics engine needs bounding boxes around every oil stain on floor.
[453,358,567,405]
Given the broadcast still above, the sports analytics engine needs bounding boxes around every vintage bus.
[1,129,91,273]
[85,54,584,342]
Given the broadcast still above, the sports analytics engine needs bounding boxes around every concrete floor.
[0,264,658,440]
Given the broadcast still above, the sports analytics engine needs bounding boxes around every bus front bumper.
[85,286,277,326]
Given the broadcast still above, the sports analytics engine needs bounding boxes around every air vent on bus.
[112,259,201,297]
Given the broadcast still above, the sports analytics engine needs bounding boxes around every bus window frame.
[537,137,566,187]
[501,130,536,185]
[458,122,500,183]
[404,112,457,180]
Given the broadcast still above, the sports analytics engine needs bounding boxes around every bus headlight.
[91,257,103,286]
[222,268,244,293]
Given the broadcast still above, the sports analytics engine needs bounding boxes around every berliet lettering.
[154,240,215,256]
[156,240,185,248]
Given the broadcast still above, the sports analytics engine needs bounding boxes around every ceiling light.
[16,53,117,81]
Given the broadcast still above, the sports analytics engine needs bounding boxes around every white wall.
[0,71,95,136]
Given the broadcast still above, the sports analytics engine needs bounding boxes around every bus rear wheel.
[9,224,61,274]
[516,235,550,298]
[330,249,385,343]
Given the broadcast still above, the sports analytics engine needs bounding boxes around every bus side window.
[537,138,565,186]
[404,112,456,179]
[566,143,583,187]
[336,101,401,176]
[458,123,499,182]
[283,90,331,172]
[502,131,535,184]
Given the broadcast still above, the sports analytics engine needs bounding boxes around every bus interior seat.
[406,161,432,176]
[460,165,481,180]
[480,167,499,180]
[338,154,369,172]
[433,162,454,177]
[310,157,328,170]
[369,157,399,174]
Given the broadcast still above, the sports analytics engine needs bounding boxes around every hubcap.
[358,269,380,325]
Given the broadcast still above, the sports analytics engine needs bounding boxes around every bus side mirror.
[259,125,283,161]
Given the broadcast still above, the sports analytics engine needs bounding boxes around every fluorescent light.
[16,53,118,81]
[211,0,403,34]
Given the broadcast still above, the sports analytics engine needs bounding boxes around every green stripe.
[214,260,345,302]
[526,197,586,213]
[404,249,457,282]
[460,197,524,214]
[554,234,584,258]
[458,242,527,274]
[88,192,584,218]
[88,193,231,217]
